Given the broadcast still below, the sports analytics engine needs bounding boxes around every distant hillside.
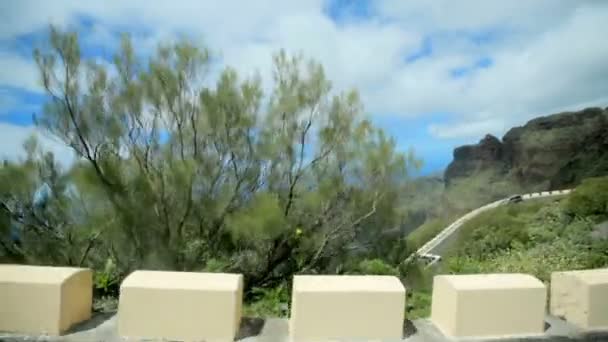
[445,107,608,191]
[399,175,444,235]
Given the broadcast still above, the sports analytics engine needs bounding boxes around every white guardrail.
[408,189,572,266]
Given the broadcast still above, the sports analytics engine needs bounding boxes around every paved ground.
[2,314,607,342]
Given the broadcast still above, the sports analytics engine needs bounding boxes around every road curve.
[406,189,573,266]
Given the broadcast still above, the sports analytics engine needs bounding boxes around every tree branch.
[284,107,315,217]
[300,194,380,272]
[77,230,102,267]
[47,47,117,192]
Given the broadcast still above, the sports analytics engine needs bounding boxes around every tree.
[0,135,94,265]
[31,26,418,292]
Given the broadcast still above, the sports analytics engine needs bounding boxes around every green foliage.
[446,237,596,282]
[396,194,608,318]
[450,199,553,258]
[564,176,608,218]
[407,291,432,319]
[1,26,419,301]
[0,136,94,265]
[356,259,400,276]
[227,192,286,242]
[244,284,291,317]
[201,258,233,272]
[93,258,120,296]
[397,261,434,318]
[445,195,608,282]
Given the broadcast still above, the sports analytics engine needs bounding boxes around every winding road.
[407,189,573,267]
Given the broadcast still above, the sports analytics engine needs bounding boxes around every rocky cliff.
[445,107,608,190]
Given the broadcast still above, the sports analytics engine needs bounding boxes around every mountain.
[444,107,608,190]
[399,175,445,233]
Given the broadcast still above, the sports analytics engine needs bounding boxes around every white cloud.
[0,52,40,93]
[0,123,76,167]
[375,0,581,33]
[429,119,506,139]
[0,0,607,143]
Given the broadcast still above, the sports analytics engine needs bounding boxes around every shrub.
[244,284,290,317]
[356,258,400,276]
[454,198,561,258]
[201,258,233,272]
[445,217,601,283]
[93,258,120,298]
[406,291,432,319]
[456,209,526,258]
[564,176,608,218]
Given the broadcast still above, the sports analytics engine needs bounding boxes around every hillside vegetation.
[445,176,608,278]
[403,176,608,318]
[408,107,608,265]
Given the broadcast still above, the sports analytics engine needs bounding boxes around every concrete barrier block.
[290,275,405,341]
[431,273,546,338]
[118,271,243,342]
[551,269,608,331]
[551,270,587,318]
[0,264,92,336]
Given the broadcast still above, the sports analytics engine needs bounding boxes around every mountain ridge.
[444,106,608,191]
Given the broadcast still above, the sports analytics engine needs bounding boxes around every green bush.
[244,284,291,318]
[356,258,400,276]
[445,198,606,284]
[399,261,434,318]
[446,237,595,282]
[201,258,233,272]
[400,261,433,290]
[407,291,432,319]
[564,176,608,218]
[589,238,608,268]
[410,180,608,319]
[454,199,560,258]
[93,258,120,297]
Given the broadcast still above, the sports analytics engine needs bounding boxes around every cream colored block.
[551,271,586,318]
[0,264,92,335]
[290,275,405,342]
[431,273,546,338]
[118,270,243,342]
[551,269,608,331]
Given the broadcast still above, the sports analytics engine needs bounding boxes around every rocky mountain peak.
[444,107,608,190]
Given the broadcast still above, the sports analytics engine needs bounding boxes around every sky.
[1,1,608,175]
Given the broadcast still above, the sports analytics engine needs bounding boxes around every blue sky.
[1,0,608,173]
